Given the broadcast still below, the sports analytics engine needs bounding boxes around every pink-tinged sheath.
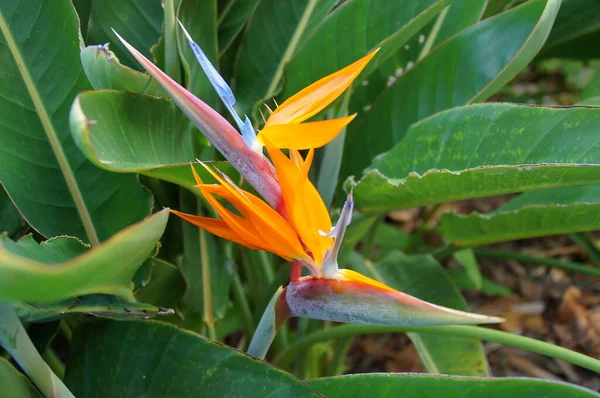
[282,276,503,326]
[112,30,283,210]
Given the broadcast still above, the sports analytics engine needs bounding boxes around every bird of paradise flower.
[113,24,502,359]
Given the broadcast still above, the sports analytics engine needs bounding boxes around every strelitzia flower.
[115,24,502,357]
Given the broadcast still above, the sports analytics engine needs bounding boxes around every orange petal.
[200,163,308,261]
[289,149,304,168]
[197,186,262,247]
[263,138,302,221]
[258,115,356,149]
[303,177,333,256]
[190,163,204,185]
[265,50,378,127]
[169,210,259,249]
[291,149,323,263]
[295,158,333,262]
[264,139,333,263]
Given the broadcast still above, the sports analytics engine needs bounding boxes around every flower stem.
[247,287,287,359]
[290,261,302,282]
[163,0,181,82]
[258,251,276,282]
[232,272,254,344]
[274,324,600,373]
[0,303,74,397]
[474,248,600,278]
[199,229,216,337]
[59,319,72,342]
[42,348,65,380]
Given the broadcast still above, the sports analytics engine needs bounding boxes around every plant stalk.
[232,272,255,343]
[42,348,65,380]
[163,0,181,81]
[199,229,216,336]
[274,324,600,373]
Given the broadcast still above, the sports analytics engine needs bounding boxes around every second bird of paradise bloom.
[114,23,502,358]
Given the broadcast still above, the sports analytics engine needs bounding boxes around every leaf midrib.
[0,8,99,246]
[263,0,319,100]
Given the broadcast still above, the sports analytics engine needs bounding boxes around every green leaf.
[0,358,42,398]
[539,0,600,59]
[234,0,337,115]
[84,0,163,69]
[500,184,600,210]
[342,0,560,185]
[280,0,450,99]
[0,304,73,397]
[348,104,600,214]
[72,91,195,166]
[80,45,164,95]
[0,209,169,303]
[370,224,412,260]
[442,202,600,246]
[218,0,261,54]
[65,320,320,397]
[441,184,600,246]
[177,0,219,103]
[445,268,513,297]
[14,294,173,323]
[348,251,489,376]
[340,214,378,250]
[452,249,482,290]
[0,1,152,244]
[134,259,185,319]
[0,188,22,236]
[70,90,236,192]
[309,374,600,397]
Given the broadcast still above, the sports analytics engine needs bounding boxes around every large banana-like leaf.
[66,320,320,397]
[342,0,560,185]
[0,209,168,302]
[349,104,600,213]
[0,0,152,244]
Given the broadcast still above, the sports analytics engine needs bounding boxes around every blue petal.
[178,21,235,107]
